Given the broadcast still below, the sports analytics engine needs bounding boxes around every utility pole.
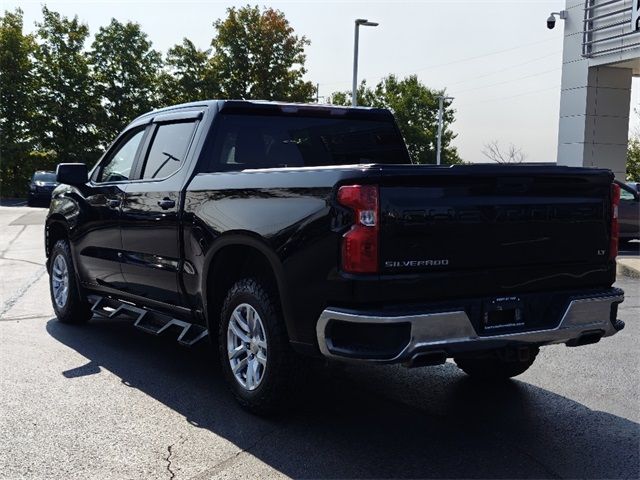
[316,83,319,103]
[436,96,454,165]
[352,19,378,107]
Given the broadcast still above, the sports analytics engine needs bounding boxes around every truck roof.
[134,99,394,123]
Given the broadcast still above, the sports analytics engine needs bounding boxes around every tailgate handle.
[158,198,176,210]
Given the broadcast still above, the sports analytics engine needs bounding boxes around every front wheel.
[49,239,92,324]
[454,347,539,380]
[218,278,300,415]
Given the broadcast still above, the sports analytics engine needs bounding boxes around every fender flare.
[44,214,86,298]
[44,214,70,262]
[199,232,295,337]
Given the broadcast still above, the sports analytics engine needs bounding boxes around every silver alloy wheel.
[227,303,268,391]
[51,254,69,309]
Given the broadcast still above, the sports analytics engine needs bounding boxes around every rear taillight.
[337,185,379,274]
[610,182,620,260]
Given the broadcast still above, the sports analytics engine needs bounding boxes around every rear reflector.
[338,185,379,274]
[610,183,620,260]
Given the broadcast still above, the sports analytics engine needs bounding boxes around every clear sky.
[6,0,640,163]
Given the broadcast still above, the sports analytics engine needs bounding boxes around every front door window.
[98,129,145,183]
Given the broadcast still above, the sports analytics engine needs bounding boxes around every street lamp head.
[355,18,379,27]
[352,18,379,107]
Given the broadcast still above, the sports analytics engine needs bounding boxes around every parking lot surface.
[0,205,638,479]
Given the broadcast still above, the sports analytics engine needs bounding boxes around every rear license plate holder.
[482,296,525,332]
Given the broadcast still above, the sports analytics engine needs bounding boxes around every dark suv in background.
[28,171,58,207]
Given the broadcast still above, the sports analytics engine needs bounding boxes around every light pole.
[436,95,454,165]
[352,18,378,107]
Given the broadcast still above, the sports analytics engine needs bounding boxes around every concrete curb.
[617,253,640,279]
[617,262,640,280]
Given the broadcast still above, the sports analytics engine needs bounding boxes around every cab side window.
[97,129,145,183]
[140,121,196,180]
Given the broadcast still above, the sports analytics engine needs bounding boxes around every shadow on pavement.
[47,318,639,479]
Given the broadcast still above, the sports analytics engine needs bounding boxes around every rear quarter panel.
[182,168,360,345]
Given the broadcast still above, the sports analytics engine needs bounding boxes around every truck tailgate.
[377,165,614,275]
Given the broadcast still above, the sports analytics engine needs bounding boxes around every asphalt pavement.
[0,205,638,479]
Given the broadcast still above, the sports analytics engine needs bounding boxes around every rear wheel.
[49,239,92,324]
[218,278,300,415]
[454,347,539,380]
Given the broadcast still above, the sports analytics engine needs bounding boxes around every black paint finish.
[121,184,182,305]
[49,182,127,290]
[46,100,619,357]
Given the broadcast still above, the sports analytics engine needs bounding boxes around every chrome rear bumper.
[316,290,624,363]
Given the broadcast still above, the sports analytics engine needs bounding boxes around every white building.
[557,0,640,178]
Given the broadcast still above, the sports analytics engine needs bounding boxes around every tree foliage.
[0,5,465,198]
[1,5,326,197]
[627,138,640,182]
[0,9,38,196]
[90,18,162,144]
[159,38,214,106]
[331,75,462,165]
[0,9,35,158]
[34,7,98,164]
[210,6,315,102]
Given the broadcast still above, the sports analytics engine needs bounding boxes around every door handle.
[158,198,176,210]
[107,198,121,208]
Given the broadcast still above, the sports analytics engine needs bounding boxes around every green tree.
[210,5,315,101]
[90,19,162,145]
[627,138,640,182]
[331,75,461,165]
[0,8,37,196]
[159,38,214,106]
[33,7,99,165]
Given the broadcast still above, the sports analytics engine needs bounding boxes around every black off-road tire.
[49,239,92,324]
[218,278,301,415]
[454,347,539,380]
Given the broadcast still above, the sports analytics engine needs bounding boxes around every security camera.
[547,11,567,30]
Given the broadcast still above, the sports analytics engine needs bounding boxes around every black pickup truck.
[46,100,625,413]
